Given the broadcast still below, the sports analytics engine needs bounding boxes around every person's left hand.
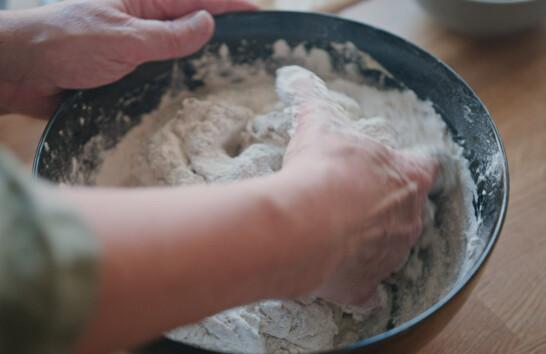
[0,0,257,118]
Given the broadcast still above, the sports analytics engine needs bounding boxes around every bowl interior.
[34,12,508,353]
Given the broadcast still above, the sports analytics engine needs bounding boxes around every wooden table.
[1,1,545,353]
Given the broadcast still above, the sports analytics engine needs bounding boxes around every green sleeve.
[0,150,98,354]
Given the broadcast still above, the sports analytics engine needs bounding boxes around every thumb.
[130,10,215,63]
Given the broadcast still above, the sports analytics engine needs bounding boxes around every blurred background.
[0,0,545,353]
[1,0,57,9]
[0,0,362,11]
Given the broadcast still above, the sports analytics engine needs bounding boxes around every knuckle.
[372,143,395,165]
[407,181,419,198]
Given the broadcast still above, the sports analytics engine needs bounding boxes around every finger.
[276,66,354,137]
[122,0,258,20]
[13,97,61,120]
[316,279,378,306]
[404,150,459,197]
[0,81,63,119]
[397,151,440,194]
[337,284,379,306]
[429,151,458,196]
[276,66,330,106]
[130,10,215,63]
[380,179,423,238]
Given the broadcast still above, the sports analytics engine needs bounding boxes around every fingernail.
[186,10,211,29]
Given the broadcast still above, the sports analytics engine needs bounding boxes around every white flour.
[88,42,480,353]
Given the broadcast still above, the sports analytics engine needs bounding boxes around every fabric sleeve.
[0,150,98,354]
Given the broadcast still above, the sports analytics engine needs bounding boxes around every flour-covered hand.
[0,0,257,118]
[280,98,439,305]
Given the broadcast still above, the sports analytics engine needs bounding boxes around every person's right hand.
[280,99,438,305]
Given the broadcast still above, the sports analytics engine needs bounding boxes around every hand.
[0,0,257,118]
[281,100,438,305]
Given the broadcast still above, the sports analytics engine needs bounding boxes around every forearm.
[64,173,333,354]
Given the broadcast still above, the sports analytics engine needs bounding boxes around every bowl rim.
[32,10,510,354]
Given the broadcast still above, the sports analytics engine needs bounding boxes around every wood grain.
[0,115,45,168]
[341,1,546,353]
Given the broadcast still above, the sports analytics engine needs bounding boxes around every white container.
[417,0,546,37]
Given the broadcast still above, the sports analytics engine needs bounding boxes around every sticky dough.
[146,98,283,185]
[146,66,400,188]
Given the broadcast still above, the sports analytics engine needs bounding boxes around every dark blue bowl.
[33,11,509,354]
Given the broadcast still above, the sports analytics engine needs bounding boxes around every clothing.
[0,149,97,354]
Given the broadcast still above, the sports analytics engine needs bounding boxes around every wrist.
[265,171,344,298]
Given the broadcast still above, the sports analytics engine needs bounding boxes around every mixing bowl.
[417,0,546,37]
[33,11,509,354]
